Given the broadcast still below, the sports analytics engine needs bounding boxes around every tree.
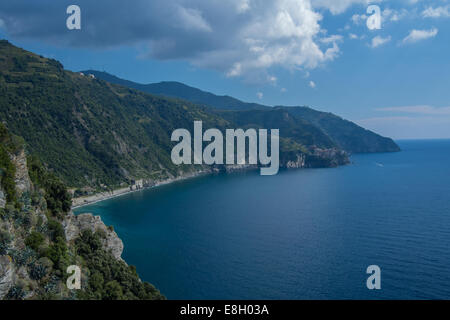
[103,281,124,300]
[25,231,45,251]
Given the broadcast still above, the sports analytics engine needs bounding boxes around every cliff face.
[0,208,128,300]
[0,41,377,194]
[0,255,13,298]
[306,147,350,168]
[0,40,231,189]
[285,154,307,169]
[0,189,5,209]
[281,106,400,154]
[0,126,163,300]
[85,70,401,154]
[11,150,32,195]
[63,213,123,261]
[0,150,48,299]
[280,146,349,169]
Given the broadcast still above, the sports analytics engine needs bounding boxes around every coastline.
[71,169,211,209]
[71,153,351,210]
[71,163,261,210]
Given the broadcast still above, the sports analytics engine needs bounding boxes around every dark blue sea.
[74,140,450,299]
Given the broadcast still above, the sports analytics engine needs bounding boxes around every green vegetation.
[278,106,401,153]
[214,108,336,151]
[0,123,20,205]
[1,39,398,192]
[25,231,44,251]
[27,156,71,218]
[0,40,382,191]
[86,70,400,154]
[81,70,265,111]
[45,235,70,274]
[0,144,16,204]
[0,40,228,188]
[0,124,163,300]
[0,226,12,255]
[75,229,164,300]
[0,39,400,301]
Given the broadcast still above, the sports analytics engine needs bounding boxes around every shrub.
[74,229,165,300]
[9,247,37,267]
[45,236,69,273]
[103,281,124,300]
[27,156,72,217]
[25,231,45,251]
[6,285,25,300]
[0,145,17,204]
[47,219,65,241]
[0,228,11,255]
[29,263,48,280]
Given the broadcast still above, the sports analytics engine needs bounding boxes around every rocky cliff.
[0,190,5,209]
[0,125,163,300]
[0,40,386,193]
[10,150,31,195]
[63,213,123,261]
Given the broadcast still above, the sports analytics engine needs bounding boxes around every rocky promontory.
[63,212,123,260]
[0,125,163,300]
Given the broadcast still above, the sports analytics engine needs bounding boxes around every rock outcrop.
[0,190,5,209]
[285,154,306,169]
[63,212,124,260]
[11,149,31,195]
[1,142,123,299]
[308,147,349,167]
[0,255,14,298]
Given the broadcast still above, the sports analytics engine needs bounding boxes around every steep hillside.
[278,106,400,154]
[84,70,400,154]
[82,70,265,111]
[0,124,163,300]
[0,40,350,190]
[0,40,229,188]
[214,108,336,149]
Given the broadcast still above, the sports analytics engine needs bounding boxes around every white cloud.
[370,35,391,48]
[377,105,450,115]
[256,92,264,100]
[309,80,316,88]
[352,7,409,26]
[356,116,450,139]
[422,6,450,18]
[351,6,411,28]
[359,105,450,139]
[0,0,352,81]
[226,63,242,77]
[267,75,278,85]
[402,28,438,44]
[383,8,409,22]
[176,6,212,32]
[320,34,343,44]
[236,0,251,13]
[351,13,367,25]
[312,0,380,15]
[206,0,343,81]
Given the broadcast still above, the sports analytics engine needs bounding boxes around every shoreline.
[71,156,353,210]
[71,170,211,210]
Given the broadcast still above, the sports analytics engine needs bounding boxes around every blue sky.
[1,0,450,139]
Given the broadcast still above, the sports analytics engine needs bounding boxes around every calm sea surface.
[75,140,450,299]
